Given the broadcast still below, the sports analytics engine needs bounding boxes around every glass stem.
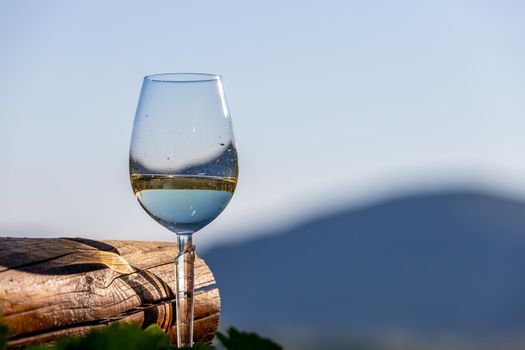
[175,234,195,347]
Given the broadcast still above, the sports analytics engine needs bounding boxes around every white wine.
[131,174,237,234]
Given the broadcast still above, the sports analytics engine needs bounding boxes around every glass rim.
[144,73,222,83]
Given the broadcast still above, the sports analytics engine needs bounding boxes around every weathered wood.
[0,237,220,348]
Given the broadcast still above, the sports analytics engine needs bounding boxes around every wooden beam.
[0,237,220,348]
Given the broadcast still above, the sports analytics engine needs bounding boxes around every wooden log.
[0,237,220,348]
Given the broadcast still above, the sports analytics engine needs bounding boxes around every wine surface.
[131,174,237,234]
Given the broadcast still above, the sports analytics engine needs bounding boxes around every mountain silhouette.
[203,190,525,339]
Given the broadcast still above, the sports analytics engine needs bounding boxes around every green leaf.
[25,323,215,350]
[1,318,279,350]
[216,327,282,350]
[0,319,8,350]
[27,323,172,350]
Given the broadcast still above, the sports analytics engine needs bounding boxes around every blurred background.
[1,1,525,349]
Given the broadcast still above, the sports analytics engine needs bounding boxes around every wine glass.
[129,73,238,347]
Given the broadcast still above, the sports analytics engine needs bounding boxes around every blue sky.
[1,0,524,249]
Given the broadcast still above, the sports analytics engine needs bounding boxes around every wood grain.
[0,237,220,348]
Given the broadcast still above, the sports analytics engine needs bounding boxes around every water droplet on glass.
[145,114,149,118]
[166,157,171,160]
[191,210,196,217]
